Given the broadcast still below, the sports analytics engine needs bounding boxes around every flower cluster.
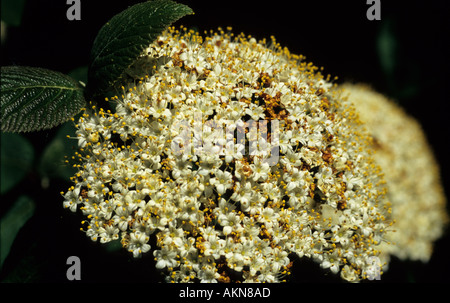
[342,83,448,264]
[63,27,392,282]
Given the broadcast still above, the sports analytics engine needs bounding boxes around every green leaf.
[377,19,397,83]
[38,121,77,182]
[0,195,35,269]
[1,0,26,27]
[1,66,86,133]
[68,65,89,86]
[87,0,193,98]
[0,133,34,194]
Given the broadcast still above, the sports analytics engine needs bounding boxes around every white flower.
[227,101,246,121]
[258,207,279,229]
[330,225,352,247]
[261,181,281,204]
[257,266,277,283]
[228,252,245,272]
[210,170,233,195]
[203,235,226,259]
[315,166,334,189]
[176,237,197,259]
[178,197,201,223]
[340,265,359,282]
[290,236,313,258]
[198,264,219,283]
[268,248,290,272]
[180,48,207,75]
[250,157,270,181]
[342,171,363,191]
[128,231,151,258]
[99,224,120,243]
[321,252,341,274]
[283,167,308,192]
[245,103,266,121]
[154,245,178,269]
[218,211,242,235]
[63,185,81,212]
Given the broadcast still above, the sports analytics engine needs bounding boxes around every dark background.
[1,0,449,284]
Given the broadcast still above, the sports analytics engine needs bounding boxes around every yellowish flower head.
[342,83,448,264]
[63,27,392,282]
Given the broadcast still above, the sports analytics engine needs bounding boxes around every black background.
[1,0,449,284]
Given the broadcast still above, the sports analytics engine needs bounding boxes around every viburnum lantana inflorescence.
[62,26,393,282]
[342,83,448,265]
